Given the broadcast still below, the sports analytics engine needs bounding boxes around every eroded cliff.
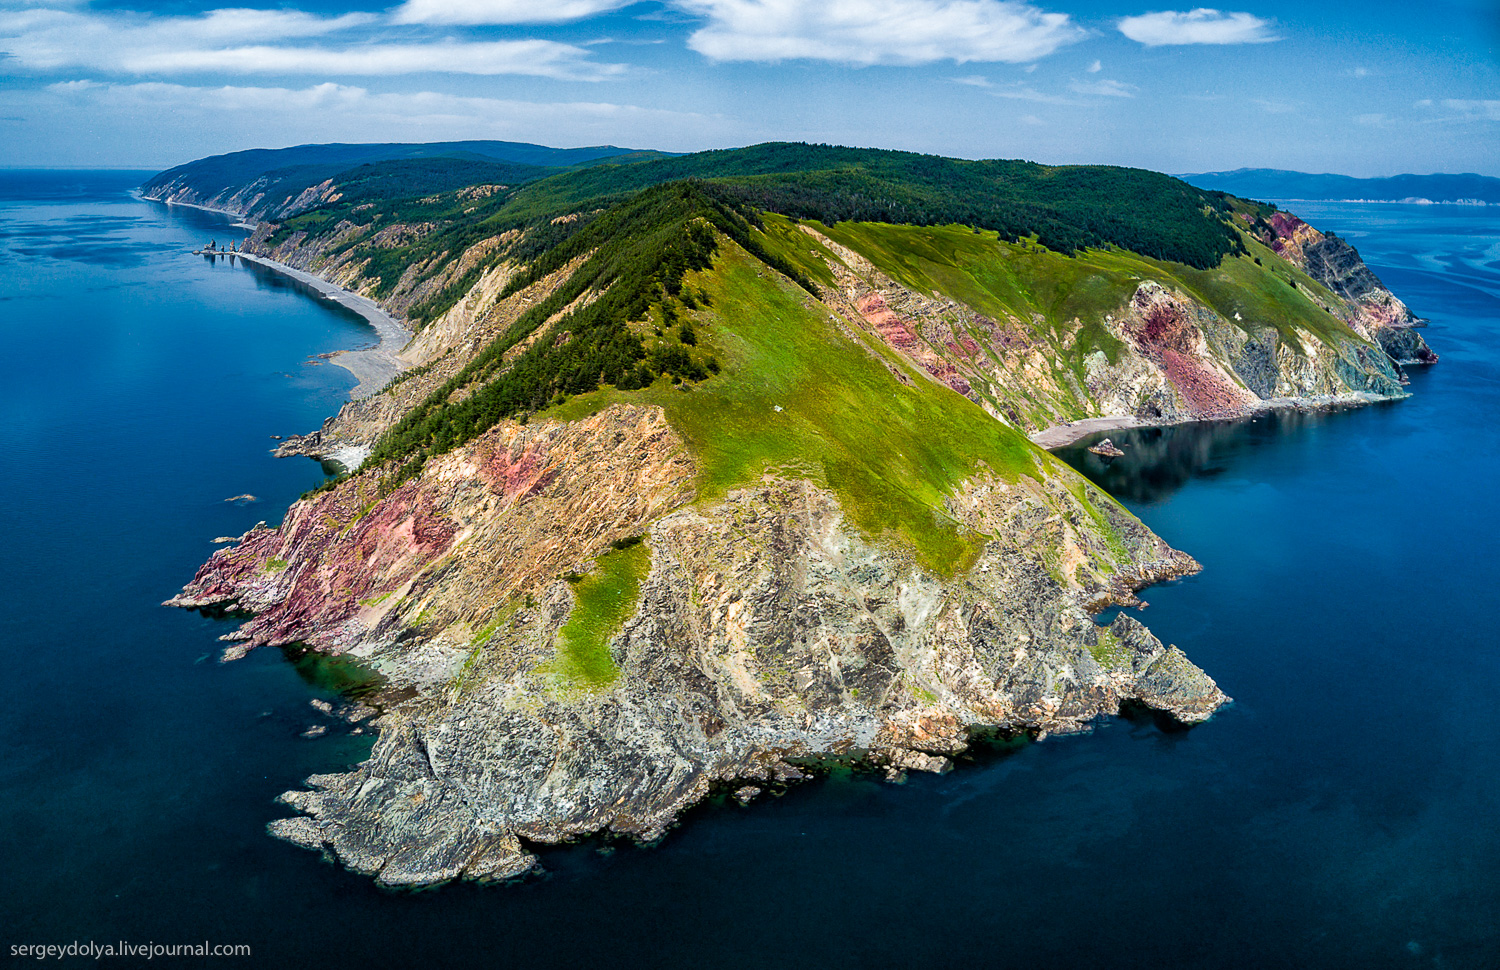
[174,405,1220,886]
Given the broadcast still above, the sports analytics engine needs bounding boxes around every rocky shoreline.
[141,191,415,404]
[1029,390,1395,450]
[171,404,1227,887]
[135,190,258,229]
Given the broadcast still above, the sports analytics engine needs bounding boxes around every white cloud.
[0,7,373,61]
[986,82,1077,104]
[1069,78,1134,97]
[1118,9,1278,46]
[1252,98,1295,113]
[392,0,637,25]
[1440,99,1500,121]
[41,79,735,147]
[676,0,1085,66]
[125,41,622,79]
[1020,113,1043,125]
[951,74,993,87]
[0,7,623,79]
[1086,58,1101,72]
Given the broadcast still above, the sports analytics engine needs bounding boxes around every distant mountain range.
[140,140,675,221]
[1180,168,1500,205]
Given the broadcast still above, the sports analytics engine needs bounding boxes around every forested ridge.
[139,140,661,221]
[174,141,1262,485]
[258,142,1248,331]
[364,181,797,482]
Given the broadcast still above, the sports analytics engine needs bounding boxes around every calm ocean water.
[1,173,1495,968]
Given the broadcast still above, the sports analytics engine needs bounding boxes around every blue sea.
[1,172,1495,968]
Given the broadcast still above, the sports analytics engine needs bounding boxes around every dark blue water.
[2,179,1495,968]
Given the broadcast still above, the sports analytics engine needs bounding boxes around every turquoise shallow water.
[1,175,1496,968]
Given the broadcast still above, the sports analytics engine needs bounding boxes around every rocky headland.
[171,404,1221,886]
[157,143,1433,887]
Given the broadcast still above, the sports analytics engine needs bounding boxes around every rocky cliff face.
[266,206,1431,473]
[1256,211,1437,365]
[810,225,1409,434]
[141,176,338,223]
[173,405,1222,887]
[243,219,520,327]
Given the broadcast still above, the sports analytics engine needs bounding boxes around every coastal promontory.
[156,142,1433,886]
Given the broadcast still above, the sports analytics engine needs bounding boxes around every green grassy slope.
[813,220,1354,353]
[549,242,1039,575]
[242,144,1390,578]
[543,539,652,689]
[337,184,1373,574]
[746,218,1359,428]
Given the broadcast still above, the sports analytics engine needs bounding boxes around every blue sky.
[1,0,1496,174]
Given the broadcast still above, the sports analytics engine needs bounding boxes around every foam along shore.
[1028,391,1394,450]
[233,253,412,400]
[136,191,257,230]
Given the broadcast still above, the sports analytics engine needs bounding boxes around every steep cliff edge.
[173,405,1219,887]
[161,143,1435,887]
[1250,210,1437,365]
[269,198,1430,469]
[798,218,1419,434]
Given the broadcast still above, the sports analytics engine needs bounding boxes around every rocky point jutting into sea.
[153,142,1435,887]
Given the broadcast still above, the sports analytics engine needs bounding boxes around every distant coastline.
[1180,169,1500,208]
[1270,198,1494,207]
[134,190,258,228]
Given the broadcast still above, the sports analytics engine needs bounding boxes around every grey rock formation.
[175,406,1227,888]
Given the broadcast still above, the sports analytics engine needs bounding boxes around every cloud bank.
[1117,8,1278,46]
[40,79,739,148]
[678,0,1085,65]
[391,0,638,26]
[0,6,625,79]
